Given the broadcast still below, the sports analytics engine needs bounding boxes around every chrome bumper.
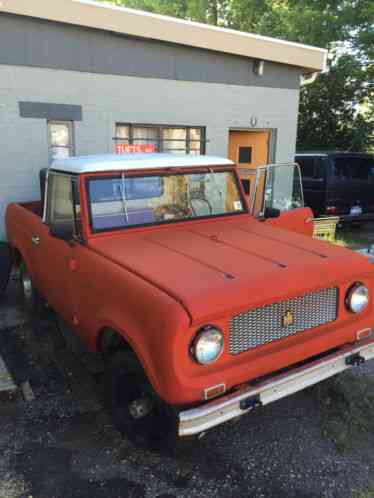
[179,336,374,437]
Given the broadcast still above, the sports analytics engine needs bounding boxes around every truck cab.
[5,153,374,450]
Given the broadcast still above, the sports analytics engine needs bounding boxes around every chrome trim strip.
[178,336,374,437]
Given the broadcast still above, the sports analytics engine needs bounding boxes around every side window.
[314,158,325,181]
[48,121,74,164]
[46,173,76,231]
[297,157,315,179]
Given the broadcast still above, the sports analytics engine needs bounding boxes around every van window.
[314,158,325,180]
[297,158,315,178]
[332,157,374,181]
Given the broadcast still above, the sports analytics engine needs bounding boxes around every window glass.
[132,127,159,149]
[297,157,315,178]
[332,157,374,181]
[314,158,325,180]
[332,158,351,180]
[88,171,244,231]
[116,125,129,139]
[50,123,70,146]
[348,158,373,180]
[241,179,251,195]
[48,121,74,163]
[189,128,202,155]
[162,128,187,154]
[264,164,304,213]
[114,124,205,155]
[239,147,252,164]
[89,176,163,202]
[47,174,75,228]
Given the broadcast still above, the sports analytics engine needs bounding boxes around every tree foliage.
[110,0,374,151]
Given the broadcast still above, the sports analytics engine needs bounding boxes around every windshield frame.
[84,166,248,234]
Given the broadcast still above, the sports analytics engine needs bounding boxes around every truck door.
[248,163,314,237]
[31,171,80,323]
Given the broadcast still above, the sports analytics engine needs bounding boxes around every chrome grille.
[229,288,338,355]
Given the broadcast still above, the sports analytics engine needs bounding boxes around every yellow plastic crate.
[313,217,340,242]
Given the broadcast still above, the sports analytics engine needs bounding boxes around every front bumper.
[178,336,374,437]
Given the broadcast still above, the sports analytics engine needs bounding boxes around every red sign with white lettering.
[115,144,156,154]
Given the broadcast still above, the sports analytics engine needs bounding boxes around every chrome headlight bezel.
[345,282,369,313]
[191,326,224,365]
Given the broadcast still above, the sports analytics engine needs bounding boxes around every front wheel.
[103,351,179,451]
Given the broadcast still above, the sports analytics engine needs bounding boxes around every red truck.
[4,153,374,450]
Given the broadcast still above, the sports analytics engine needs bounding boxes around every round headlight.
[346,283,369,313]
[192,326,224,365]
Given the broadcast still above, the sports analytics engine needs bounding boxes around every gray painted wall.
[0,13,301,90]
[0,65,300,240]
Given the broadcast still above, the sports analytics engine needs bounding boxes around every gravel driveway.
[1,273,374,498]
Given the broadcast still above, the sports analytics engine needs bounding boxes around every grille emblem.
[282,310,294,328]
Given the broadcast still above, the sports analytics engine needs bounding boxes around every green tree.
[298,54,374,151]
[111,0,228,25]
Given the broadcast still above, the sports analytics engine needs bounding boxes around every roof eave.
[0,0,327,73]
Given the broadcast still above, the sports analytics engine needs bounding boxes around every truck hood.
[90,217,374,323]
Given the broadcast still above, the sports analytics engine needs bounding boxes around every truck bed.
[18,201,43,218]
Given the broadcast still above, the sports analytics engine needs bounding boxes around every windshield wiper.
[120,171,129,223]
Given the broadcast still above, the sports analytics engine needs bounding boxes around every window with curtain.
[48,121,74,163]
[114,124,205,155]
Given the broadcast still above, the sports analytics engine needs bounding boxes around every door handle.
[31,235,40,246]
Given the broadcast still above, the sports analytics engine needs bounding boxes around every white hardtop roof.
[1,0,327,73]
[51,153,235,174]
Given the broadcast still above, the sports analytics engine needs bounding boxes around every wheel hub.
[22,273,33,301]
[128,396,153,419]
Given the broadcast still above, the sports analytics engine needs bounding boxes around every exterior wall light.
[253,60,265,76]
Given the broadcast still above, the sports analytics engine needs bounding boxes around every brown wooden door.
[228,130,270,204]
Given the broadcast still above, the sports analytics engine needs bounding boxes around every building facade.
[0,0,326,239]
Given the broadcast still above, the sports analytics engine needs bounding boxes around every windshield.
[87,170,245,231]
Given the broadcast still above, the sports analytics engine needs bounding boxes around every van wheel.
[103,351,178,451]
[20,262,45,314]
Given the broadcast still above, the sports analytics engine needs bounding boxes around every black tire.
[103,351,179,451]
[19,262,45,314]
[0,242,12,294]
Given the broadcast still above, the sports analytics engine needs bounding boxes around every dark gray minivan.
[296,152,374,223]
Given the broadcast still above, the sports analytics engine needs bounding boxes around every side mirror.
[49,224,74,242]
[264,207,281,219]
